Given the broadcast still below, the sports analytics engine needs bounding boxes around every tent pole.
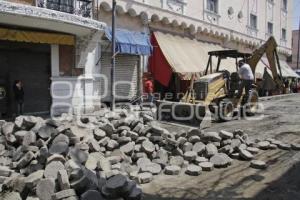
[111,0,116,111]
[297,18,300,69]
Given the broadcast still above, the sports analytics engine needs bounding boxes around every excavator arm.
[181,74,196,103]
[247,36,285,91]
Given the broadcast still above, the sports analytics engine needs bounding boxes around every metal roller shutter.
[100,52,139,102]
[0,41,51,116]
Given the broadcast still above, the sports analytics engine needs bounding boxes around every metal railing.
[45,0,93,17]
[5,0,97,18]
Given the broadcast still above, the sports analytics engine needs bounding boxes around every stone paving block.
[219,130,233,139]
[120,142,135,155]
[205,144,218,158]
[250,160,267,169]
[210,153,232,168]
[137,172,153,184]
[16,151,35,169]
[199,162,214,171]
[201,132,222,142]
[24,170,44,188]
[291,143,300,150]
[38,125,57,139]
[88,138,101,152]
[0,191,22,200]
[169,156,184,167]
[52,189,76,200]
[57,169,70,190]
[0,166,12,177]
[69,148,89,164]
[183,151,197,162]
[164,165,181,175]
[185,165,202,176]
[141,141,155,154]
[81,190,105,200]
[278,143,291,150]
[140,162,162,175]
[257,141,271,150]
[192,142,206,155]
[44,161,65,180]
[105,174,128,193]
[36,178,56,200]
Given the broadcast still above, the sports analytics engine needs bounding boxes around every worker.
[144,75,154,106]
[13,80,24,116]
[261,67,276,96]
[297,79,300,93]
[290,78,298,93]
[237,60,254,99]
[283,78,290,94]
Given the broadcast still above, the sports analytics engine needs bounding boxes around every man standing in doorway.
[237,60,254,100]
[13,80,24,116]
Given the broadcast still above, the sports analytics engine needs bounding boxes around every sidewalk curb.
[259,93,299,102]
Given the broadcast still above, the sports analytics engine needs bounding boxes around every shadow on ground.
[143,153,300,200]
[253,161,300,200]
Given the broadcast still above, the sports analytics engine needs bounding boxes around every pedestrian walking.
[13,80,24,116]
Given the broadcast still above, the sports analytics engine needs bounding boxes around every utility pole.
[111,0,116,111]
[297,17,300,69]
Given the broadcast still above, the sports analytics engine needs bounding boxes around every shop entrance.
[0,40,51,118]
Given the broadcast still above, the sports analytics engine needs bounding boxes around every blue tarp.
[105,28,152,56]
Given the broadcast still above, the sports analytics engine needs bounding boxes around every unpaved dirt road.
[142,94,300,200]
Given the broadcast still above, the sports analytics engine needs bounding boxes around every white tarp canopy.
[154,31,224,79]
[154,32,298,79]
[261,57,300,78]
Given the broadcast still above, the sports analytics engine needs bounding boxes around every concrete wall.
[51,31,105,116]
[144,0,293,49]
[98,0,292,58]
[98,10,147,33]
[0,1,107,116]
[290,30,299,69]
[0,1,105,36]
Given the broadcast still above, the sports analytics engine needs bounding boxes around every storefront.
[0,27,75,117]
[100,28,152,103]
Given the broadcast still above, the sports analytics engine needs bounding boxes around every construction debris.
[0,111,298,199]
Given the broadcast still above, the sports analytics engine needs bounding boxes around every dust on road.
[142,94,300,200]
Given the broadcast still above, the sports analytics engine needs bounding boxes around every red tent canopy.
[149,33,173,87]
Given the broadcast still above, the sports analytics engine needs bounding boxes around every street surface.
[143,94,300,200]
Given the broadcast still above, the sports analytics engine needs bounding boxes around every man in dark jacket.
[13,80,24,116]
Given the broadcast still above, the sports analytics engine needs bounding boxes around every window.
[282,0,287,11]
[207,0,218,13]
[281,28,287,40]
[250,14,257,29]
[267,22,273,35]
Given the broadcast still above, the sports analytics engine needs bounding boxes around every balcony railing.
[5,0,97,18]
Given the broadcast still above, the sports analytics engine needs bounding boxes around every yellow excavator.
[156,36,285,125]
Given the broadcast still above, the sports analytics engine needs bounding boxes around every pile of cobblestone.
[0,110,299,200]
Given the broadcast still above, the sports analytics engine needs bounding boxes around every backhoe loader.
[156,36,285,126]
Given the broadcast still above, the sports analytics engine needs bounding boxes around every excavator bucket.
[156,100,211,128]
